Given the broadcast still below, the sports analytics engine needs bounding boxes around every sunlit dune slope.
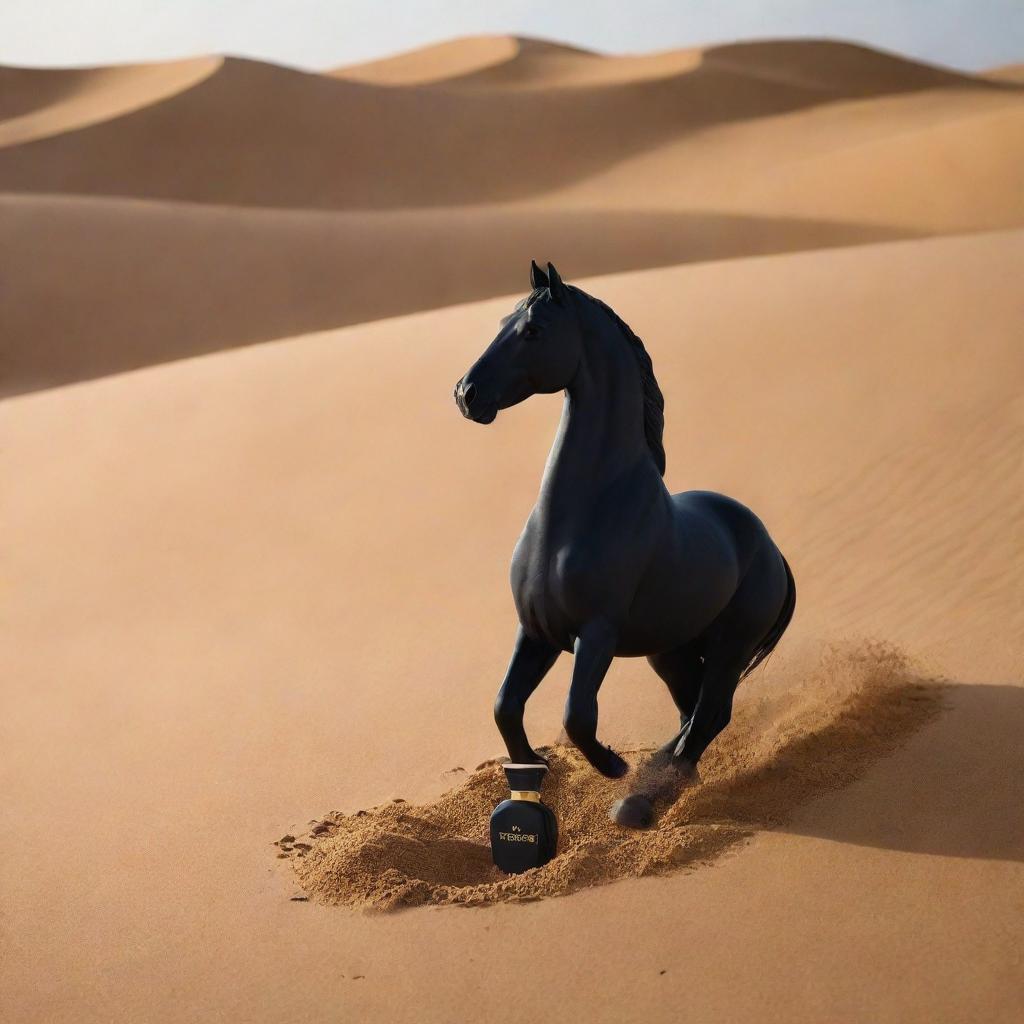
[552,85,1024,229]
[0,41,1011,209]
[736,102,1024,230]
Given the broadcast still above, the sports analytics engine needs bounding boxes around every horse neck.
[540,308,649,508]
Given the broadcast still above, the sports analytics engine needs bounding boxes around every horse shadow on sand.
[777,680,1024,863]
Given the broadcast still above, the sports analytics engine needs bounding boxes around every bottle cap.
[502,762,547,794]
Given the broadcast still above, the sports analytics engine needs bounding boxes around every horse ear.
[530,260,549,290]
[547,262,565,303]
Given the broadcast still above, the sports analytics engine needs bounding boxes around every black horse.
[455,262,795,827]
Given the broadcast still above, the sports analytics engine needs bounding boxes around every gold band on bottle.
[510,790,541,802]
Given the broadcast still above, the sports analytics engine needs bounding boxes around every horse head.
[454,261,581,424]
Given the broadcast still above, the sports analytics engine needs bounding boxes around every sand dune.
[0,41,1011,209]
[337,35,980,92]
[2,230,1021,1022]
[3,39,1022,394]
[2,31,1022,1024]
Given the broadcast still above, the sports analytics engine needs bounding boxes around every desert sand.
[1,35,1022,1023]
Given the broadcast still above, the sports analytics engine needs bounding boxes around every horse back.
[670,490,777,577]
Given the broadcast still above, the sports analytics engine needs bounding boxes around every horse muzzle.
[454,377,497,424]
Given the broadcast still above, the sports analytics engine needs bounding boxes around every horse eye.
[523,323,539,339]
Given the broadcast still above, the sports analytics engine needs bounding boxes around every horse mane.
[569,286,667,476]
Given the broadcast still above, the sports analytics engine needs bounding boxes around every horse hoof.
[598,750,630,779]
[611,795,654,829]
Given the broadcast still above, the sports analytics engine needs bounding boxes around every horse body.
[455,262,794,823]
[513,466,755,662]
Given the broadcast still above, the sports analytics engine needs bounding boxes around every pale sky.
[2,1,1022,72]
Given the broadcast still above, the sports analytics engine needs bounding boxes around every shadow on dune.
[783,681,1024,862]
[1,199,920,397]
[279,644,1014,911]
[0,41,1011,209]
[0,66,97,122]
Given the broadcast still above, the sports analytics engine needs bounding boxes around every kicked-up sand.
[1,33,1022,1024]
[290,644,944,910]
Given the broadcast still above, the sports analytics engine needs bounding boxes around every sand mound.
[284,644,943,910]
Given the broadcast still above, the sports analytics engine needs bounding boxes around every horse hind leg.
[612,544,789,829]
[650,640,704,754]
[611,641,704,829]
[672,544,789,768]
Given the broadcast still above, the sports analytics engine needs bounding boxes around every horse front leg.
[494,625,561,764]
[563,620,629,779]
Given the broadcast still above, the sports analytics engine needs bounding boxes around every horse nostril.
[462,382,476,409]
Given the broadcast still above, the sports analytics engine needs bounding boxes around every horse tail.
[739,552,796,681]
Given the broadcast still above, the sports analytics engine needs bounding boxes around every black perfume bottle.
[489,763,558,874]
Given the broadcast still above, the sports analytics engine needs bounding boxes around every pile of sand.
[284,644,942,910]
